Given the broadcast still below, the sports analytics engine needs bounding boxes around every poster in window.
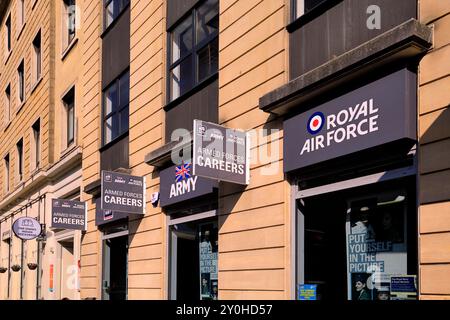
[346,192,410,300]
[199,224,218,300]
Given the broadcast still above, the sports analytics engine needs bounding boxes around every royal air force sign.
[284,69,417,172]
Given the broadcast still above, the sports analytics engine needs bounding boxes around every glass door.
[170,219,218,300]
[102,235,128,300]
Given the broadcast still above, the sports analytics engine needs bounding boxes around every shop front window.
[296,177,417,301]
[170,220,218,300]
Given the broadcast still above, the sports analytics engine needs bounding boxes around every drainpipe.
[20,239,24,300]
[36,197,41,300]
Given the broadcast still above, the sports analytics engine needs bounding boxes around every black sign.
[51,199,87,231]
[95,197,128,226]
[284,69,416,172]
[101,171,145,215]
[159,163,217,207]
[193,120,250,185]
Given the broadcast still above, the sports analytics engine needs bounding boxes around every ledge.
[260,19,433,116]
[0,147,82,213]
[145,135,192,168]
[84,179,101,196]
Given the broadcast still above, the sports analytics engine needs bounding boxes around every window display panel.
[346,190,415,300]
[297,177,417,301]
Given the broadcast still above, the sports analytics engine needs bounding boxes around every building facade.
[0,0,83,300]
[1,0,450,301]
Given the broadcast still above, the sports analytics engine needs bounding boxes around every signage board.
[284,69,417,172]
[51,199,87,231]
[193,120,250,185]
[298,284,318,300]
[101,171,146,215]
[159,162,217,207]
[12,217,42,240]
[390,275,417,300]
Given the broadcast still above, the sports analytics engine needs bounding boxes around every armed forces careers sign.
[193,120,250,185]
[101,171,146,215]
[51,199,87,231]
[159,162,217,207]
[284,69,417,172]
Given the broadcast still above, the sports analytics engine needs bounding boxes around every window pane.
[198,38,218,82]
[104,114,119,144]
[119,72,130,108]
[68,105,75,144]
[18,63,24,102]
[170,58,193,101]
[296,0,329,18]
[305,0,328,12]
[105,84,118,116]
[120,105,129,134]
[171,16,193,63]
[196,0,219,44]
[68,0,76,43]
[105,0,115,28]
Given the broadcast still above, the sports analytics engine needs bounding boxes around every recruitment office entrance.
[159,163,219,300]
[281,68,420,300]
[169,214,218,300]
[95,198,129,300]
[101,222,128,300]
[295,173,418,300]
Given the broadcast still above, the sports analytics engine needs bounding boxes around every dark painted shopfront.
[260,0,432,301]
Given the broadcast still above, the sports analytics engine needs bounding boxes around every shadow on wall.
[419,105,450,204]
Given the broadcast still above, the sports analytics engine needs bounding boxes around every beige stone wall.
[217,0,289,300]
[126,0,290,300]
[128,0,166,300]
[0,0,54,196]
[79,0,103,300]
[419,0,450,300]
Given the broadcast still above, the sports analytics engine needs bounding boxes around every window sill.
[4,49,12,65]
[30,166,41,177]
[287,0,343,33]
[30,77,43,95]
[16,100,26,115]
[100,132,129,152]
[14,179,24,190]
[164,72,218,112]
[61,37,79,61]
[61,143,77,159]
[16,22,26,41]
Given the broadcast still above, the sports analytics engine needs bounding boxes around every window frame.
[167,0,219,104]
[32,30,42,84]
[63,0,76,49]
[62,87,76,148]
[4,154,10,194]
[5,84,11,125]
[288,0,343,31]
[16,138,24,183]
[17,60,25,105]
[5,14,11,53]
[101,70,130,147]
[103,0,130,31]
[31,119,41,170]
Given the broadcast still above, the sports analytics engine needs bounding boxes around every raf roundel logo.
[307,112,325,135]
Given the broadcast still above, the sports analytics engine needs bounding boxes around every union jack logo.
[175,163,191,182]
